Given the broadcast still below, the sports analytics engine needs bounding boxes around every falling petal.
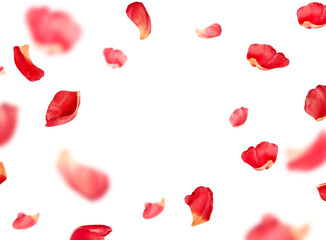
[196,23,222,38]
[0,66,5,76]
[229,107,248,127]
[0,162,7,184]
[13,212,39,229]
[304,85,326,121]
[0,103,18,147]
[317,183,326,201]
[103,48,127,68]
[143,198,165,219]
[126,2,151,40]
[70,225,112,240]
[297,2,326,29]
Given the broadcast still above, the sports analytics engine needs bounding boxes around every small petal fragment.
[196,23,222,38]
[14,44,44,81]
[70,225,112,240]
[126,2,151,40]
[143,198,165,219]
[247,44,289,70]
[0,162,7,184]
[26,7,81,54]
[13,212,39,229]
[45,90,80,127]
[185,186,213,226]
[297,3,326,29]
[103,48,127,68]
[229,107,248,127]
[317,183,326,201]
[57,150,109,201]
[304,85,326,121]
[242,142,278,170]
[0,66,5,76]
[0,103,18,147]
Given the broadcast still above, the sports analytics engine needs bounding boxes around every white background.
[0,0,325,239]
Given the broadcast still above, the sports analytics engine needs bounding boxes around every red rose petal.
[143,198,165,219]
[247,44,289,70]
[317,183,326,201]
[297,2,326,29]
[103,48,127,68]
[0,162,7,184]
[196,23,222,38]
[57,150,109,201]
[241,141,278,170]
[184,186,213,226]
[0,66,5,76]
[304,85,326,121]
[0,103,18,147]
[229,107,248,127]
[126,2,151,40]
[26,7,81,54]
[14,44,44,81]
[45,90,80,127]
[13,212,39,230]
[70,225,112,240]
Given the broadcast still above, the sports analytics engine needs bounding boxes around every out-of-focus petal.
[0,66,5,76]
[229,107,248,127]
[317,183,326,201]
[103,48,127,68]
[13,212,39,229]
[184,186,213,226]
[26,7,81,54]
[143,198,165,219]
[304,85,326,121]
[13,44,44,81]
[0,162,7,184]
[247,44,289,70]
[57,150,109,201]
[126,2,151,40]
[45,90,80,127]
[0,103,18,147]
[70,225,112,240]
[196,23,222,38]
[297,3,326,29]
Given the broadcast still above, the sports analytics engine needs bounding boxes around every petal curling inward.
[143,198,165,219]
[241,142,278,170]
[45,90,80,127]
[304,85,326,121]
[13,212,39,229]
[297,3,326,29]
[184,186,213,227]
[229,107,248,127]
[26,7,81,54]
[70,225,112,240]
[247,44,289,70]
[13,44,44,81]
[103,48,127,68]
[57,150,109,201]
[0,162,7,184]
[126,2,151,40]
[0,103,18,147]
[317,183,326,201]
[196,23,222,38]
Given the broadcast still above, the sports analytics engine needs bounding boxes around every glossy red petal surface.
[297,2,326,29]
[304,85,326,121]
[126,2,151,40]
[70,225,112,240]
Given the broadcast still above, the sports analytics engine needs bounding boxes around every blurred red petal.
[103,48,127,68]
[13,212,39,229]
[0,103,18,146]
[242,142,278,170]
[126,2,151,40]
[297,2,326,29]
[58,150,109,201]
[26,7,81,54]
[247,44,289,70]
[196,23,222,38]
[317,183,326,201]
[185,186,213,226]
[229,107,248,127]
[0,66,5,76]
[304,85,326,121]
[14,44,44,81]
[70,225,112,240]
[45,90,80,127]
[143,198,165,219]
[0,162,7,184]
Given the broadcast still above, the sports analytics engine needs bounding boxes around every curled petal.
[247,44,289,70]
[13,212,39,229]
[185,186,213,226]
[229,107,248,127]
[103,48,127,68]
[143,198,165,219]
[14,44,44,81]
[241,142,278,170]
[26,7,81,54]
[57,150,109,200]
[70,225,112,240]
[45,90,80,127]
[0,162,7,184]
[297,3,326,29]
[304,85,326,121]
[126,2,151,40]
[0,103,18,146]
[196,23,222,38]
[317,183,326,201]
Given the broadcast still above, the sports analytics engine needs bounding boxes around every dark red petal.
[184,186,213,226]
[304,85,326,121]
[26,7,81,54]
[247,44,289,70]
[14,44,44,81]
[0,162,7,184]
[143,198,165,219]
[126,2,151,40]
[317,183,326,201]
[57,150,109,201]
[297,2,326,29]
[103,48,127,68]
[196,23,222,38]
[229,107,248,127]
[241,142,278,170]
[12,212,39,229]
[70,225,112,240]
[0,103,18,146]
[45,90,80,127]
